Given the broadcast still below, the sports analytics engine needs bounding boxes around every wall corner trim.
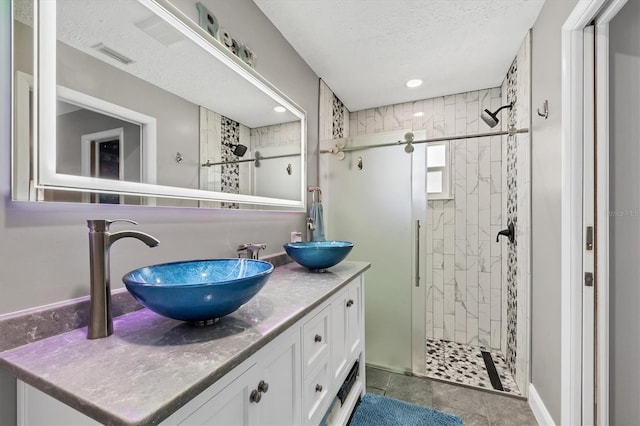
[529,383,556,426]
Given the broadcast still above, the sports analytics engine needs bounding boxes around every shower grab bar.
[319,127,529,155]
[415,220,421,288]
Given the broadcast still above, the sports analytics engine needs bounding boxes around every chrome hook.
[537,100,548,119]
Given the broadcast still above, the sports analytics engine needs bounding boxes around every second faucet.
[238,243,267,259]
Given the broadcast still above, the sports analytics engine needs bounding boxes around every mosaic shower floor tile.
[425,339,521,396]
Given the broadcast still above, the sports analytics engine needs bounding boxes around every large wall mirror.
[11,0,307,210]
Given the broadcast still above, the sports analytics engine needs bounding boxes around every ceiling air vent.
[91,43,133,65]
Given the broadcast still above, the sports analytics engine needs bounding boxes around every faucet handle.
[238,243,267,259]
[87,219,138,232]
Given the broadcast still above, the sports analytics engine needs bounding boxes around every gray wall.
[609,0,640,423]
[530,0,578,423]
[0,1,319,424]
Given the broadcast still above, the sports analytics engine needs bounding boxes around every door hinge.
[584,272,594,287]
[586,226,594,250]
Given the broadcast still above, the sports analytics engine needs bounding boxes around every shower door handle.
[415,220,421,287]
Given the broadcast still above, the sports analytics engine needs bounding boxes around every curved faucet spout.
[87,220,159,339]
[108,231,160,248]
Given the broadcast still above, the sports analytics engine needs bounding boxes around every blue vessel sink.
[284,241,354,270]
[122,259,274,322]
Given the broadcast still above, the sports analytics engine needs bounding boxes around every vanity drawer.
[302,359,330,425]
[302,306,330,376]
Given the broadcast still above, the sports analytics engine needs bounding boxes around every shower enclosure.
[319,40,531,395]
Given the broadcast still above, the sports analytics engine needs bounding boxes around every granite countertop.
[0,261,370,426]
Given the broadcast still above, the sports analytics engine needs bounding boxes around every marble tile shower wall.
[501,33,531,389]
[199,107,250,209]
[250,121,301,149]
[320,80,350,141]
[348,89,505,350]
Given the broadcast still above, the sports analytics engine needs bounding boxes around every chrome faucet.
[306,217,315,231]
[237,243,267,259]
[87,219,159,339]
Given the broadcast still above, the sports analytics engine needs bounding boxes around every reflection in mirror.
[199,107,301,209]
[11,0,306,209]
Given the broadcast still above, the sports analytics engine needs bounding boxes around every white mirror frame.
[33,0,307,209]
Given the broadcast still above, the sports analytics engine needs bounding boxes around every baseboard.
[363,361,408,376]
[528,384,556,426]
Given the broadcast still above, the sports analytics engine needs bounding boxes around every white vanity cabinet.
[16,272,366,426]
[164,327,301,426]
[18,328,301,426]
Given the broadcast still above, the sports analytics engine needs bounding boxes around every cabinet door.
[253,328,301,425]
[302,306,330,377]
[179,367,254,426]
[330,287,348,382]
[346,277,363,359]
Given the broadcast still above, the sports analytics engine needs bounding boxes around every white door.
[598,1,638,424]
[581,2,633,424]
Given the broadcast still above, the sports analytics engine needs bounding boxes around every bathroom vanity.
[0,261,369,425]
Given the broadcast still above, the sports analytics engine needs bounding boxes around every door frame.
[80,127,124,204]
[561,0,627,424]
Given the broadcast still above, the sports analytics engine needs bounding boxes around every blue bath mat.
[350,394,464,426]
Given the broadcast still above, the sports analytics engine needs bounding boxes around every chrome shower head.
[481,103,513,128]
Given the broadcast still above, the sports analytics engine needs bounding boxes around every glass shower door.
[321,130,427,374]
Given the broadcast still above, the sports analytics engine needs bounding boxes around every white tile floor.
[425,339,521,396]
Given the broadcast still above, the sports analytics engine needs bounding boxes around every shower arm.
[492,103,513,115]
[320,127,529,155]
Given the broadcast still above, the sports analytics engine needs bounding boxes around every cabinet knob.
[250,389,262,403]
[315,384,323,393]
[314,334,322,343]
[346,299,354,307]
[257,380,269,393]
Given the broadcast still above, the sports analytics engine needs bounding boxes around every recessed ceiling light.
[413,112,424,117]
[405,79,423,88]
[274,106,286,113]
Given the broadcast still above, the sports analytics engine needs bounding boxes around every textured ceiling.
[253,0,545,111]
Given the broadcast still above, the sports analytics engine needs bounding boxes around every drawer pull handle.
[315,384,323,392]
[250,389,262,403]
[257,380,269,393]
[314,334,322,343]
[346,299,354,307]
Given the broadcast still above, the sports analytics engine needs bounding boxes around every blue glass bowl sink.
[122,259,274,322]
[283,241,354,270]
